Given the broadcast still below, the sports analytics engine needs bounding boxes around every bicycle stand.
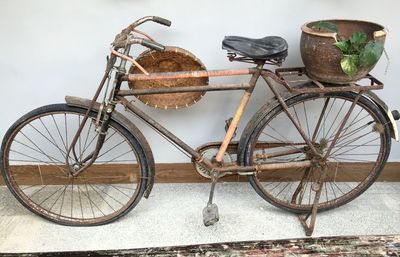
[297,165,328,236]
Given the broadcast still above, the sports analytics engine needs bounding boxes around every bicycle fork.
[64,54,120,176]
[69,102,116,177]
[65,45,130,176]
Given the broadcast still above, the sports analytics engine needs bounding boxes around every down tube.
[116,96,202,160]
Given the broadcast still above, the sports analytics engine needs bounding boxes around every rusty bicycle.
[1,16,399,235]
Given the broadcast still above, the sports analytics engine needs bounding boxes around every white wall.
[0,0,399,163]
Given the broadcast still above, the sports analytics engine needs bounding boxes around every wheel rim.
[249,94,388,211]
[3,109,142,225]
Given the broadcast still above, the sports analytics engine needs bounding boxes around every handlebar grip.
[141,38,165,52]
[153,16,172,27]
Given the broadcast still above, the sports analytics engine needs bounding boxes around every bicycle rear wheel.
[240,92,391,213]
[1,104,149,225]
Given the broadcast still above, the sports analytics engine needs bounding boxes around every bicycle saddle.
[222,36,288,60]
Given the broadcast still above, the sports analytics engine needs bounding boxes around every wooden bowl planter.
[300,20,387,84]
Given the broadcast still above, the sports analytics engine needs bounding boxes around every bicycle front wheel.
[1,104,149,225]
[240,92,391,213]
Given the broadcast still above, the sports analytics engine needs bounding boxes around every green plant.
[312,21,384,77]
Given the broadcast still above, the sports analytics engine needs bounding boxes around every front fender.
[65,96,156,198]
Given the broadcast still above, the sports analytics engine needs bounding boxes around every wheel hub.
[72,163,81,171]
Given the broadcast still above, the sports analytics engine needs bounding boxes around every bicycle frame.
[65,40,385,178]
[6,15,399,235]
[63,12,392,178]
[119,65,317,166]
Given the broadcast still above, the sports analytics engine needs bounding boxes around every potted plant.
[300,20,387,84]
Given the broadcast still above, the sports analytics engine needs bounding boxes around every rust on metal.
[263,74,321,157]
[215,91,252,163]
[323,93,362,158]
[65,95,156,198]
[116,96,215,171]
[257,160,312,171]
[132,28,155,41]
[214,70,261,162]
[255,148,304,160]
[126,68,253,81]
[65,70,111,171]
[117,83,251,96]
[111,48,149,75]
[298,165,328,236]
[112,16,164,47]
[214,160,312,174]
[273,67,384,94]
[293,84,383,94]
[8,14,395,234]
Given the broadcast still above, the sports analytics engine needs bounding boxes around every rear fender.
[238,88,399,166]
[364,91,398,141]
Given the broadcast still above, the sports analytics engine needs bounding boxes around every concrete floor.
[0,182,399,253]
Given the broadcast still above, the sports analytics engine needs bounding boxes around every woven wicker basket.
[128,46,208,109]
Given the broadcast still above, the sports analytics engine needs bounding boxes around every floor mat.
[1,235,399,256]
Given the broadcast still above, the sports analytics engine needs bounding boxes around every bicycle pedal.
[202,203,219,226]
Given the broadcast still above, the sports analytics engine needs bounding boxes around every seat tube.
[215,69,261,163]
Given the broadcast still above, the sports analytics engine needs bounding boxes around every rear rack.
[275,67,384,94]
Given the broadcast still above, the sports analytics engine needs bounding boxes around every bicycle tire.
[1,104,150,225]
[239,92,391,213]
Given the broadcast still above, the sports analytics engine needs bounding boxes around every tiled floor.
[0,182,399,253]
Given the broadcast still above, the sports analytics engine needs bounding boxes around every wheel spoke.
[302,102,311,139]
[88,184,115,212]
[38,186,65,206]
[39,118,68,157]
[19,131,64,164]
[51,114,68,152]
[323,100,347,140]
[247,93,388,213]
[10,149,68,176]
[3,108,143,225]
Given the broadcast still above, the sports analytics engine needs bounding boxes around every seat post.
[214,68,262,163]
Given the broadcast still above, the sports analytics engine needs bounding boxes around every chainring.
[195,147,233,178]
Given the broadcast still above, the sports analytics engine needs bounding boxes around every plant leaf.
[341,55,359,77]
[312,21,338,32]
[349,32,367,46]
[359,41,384,68]
[334,41,350,54]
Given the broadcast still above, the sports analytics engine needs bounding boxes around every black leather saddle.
[222,36,288,60]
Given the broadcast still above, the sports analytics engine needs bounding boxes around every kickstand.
[298,165,327,236]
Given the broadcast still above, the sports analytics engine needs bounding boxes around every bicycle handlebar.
[153,16,172,27]
[141,38,165,52]
[112,37,166,52]
[112,16,171,48]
